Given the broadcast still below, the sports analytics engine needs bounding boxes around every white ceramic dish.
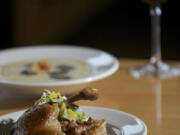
[0,45,119,96]
[0,106,147,135]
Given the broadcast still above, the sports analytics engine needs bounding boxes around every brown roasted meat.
[60,118,106,135]
[10,104,64,135]
[10,88,107,135]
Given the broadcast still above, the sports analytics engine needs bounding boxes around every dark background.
[1,0,180,60]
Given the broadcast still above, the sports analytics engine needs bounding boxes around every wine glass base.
[129,62,180,78]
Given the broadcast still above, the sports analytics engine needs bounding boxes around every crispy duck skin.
[10,104,64,135]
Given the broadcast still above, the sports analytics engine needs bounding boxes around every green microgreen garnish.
[34,90,66,105]
[35,90,88,122]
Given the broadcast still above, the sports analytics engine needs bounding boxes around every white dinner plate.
[0,45,119,96]
[0,106,147,135]
[0,45,119,86]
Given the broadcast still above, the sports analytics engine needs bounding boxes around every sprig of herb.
[0,119,15,135]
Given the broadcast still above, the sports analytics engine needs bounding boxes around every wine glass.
[130,0,180,78]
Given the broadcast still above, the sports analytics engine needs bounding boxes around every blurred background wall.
[1,0,180,60]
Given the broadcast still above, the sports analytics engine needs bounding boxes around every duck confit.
[10,88,107,135]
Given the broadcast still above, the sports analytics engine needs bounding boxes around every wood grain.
[1,59,180,135]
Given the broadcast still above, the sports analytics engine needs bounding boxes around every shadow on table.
[0,90,37,110]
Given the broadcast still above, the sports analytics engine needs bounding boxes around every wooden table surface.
[1,59,180,135]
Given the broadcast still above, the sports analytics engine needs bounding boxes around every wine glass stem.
[150,5,162,65]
